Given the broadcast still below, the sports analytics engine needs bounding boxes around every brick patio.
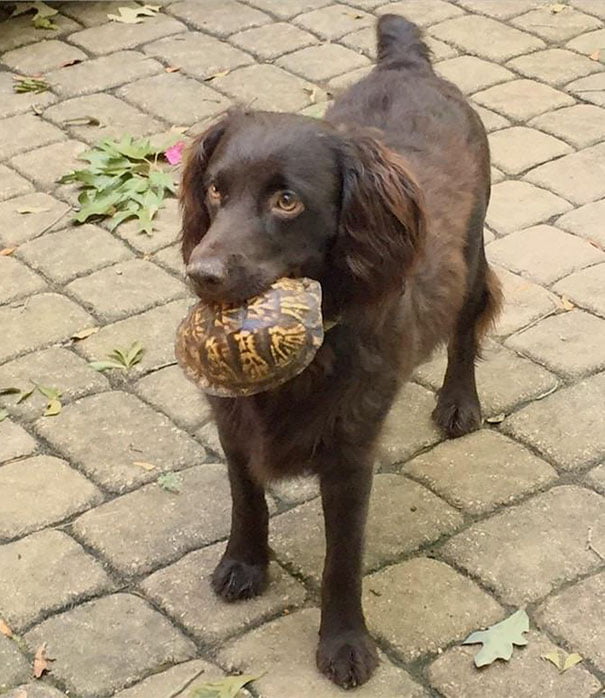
[0,1,604,696]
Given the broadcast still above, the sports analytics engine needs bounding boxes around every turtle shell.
[175,277,324,397]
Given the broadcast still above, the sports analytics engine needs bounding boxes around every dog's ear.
[180,118,228,263]
[334,133,426,303]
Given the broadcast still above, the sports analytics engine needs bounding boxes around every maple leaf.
[190,674,261,697]
[463,609,529,667]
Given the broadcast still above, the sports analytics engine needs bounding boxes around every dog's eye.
[272,190,304,216]
[208,183,221,203]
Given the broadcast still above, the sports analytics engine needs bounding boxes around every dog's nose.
[186,257,227,291]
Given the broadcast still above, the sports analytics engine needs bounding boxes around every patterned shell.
[175,277,324,397]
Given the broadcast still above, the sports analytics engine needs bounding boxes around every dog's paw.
[211,557,268,602]
[432,390,481,438]
[316,631,378,689]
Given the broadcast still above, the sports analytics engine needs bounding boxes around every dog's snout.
[187,257,227,291]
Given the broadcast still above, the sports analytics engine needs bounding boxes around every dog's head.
[180,110,425,309]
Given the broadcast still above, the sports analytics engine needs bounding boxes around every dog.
[179,14,501,689]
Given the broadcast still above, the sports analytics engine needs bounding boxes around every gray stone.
[66,259,186,322]
[141,540,306,643]
[511,7,601,41]
[436,56,514,95]
[567,72,605,108]
[24,594,195,698]
[455,0,538,19]
[506,310,605,378]
[44,93,163,145]
[0,192,71,246]
[507,48,601,87]
[45,51,163,98]
[557,199,605,247]
[117,73,229,126]
[485,181,572,236]
[294,4,373,40]
[428,630,601,698]
[195,420,225,459]
[73,464,230,576]
[0,455,102,539]
[340,26,376,58]
[567,26,605,53]
[271,475,462,584]
[529,105,605,149]
[404,430,558,515]
[0,420,37,464]
[219,608,428,697]
[429,15,544,61]
[586,463,605,494]
[524,143,605,205]
[376,0,464,26]
[9,140,88,191]
[473,79,574,121]
[0,530,112,632]
[277,44,370,82]
[376,382,442,466]
[59,1,140,27]
[167,0,271,37]
[536,572,605,672]
[503,372,605,470]
[0,114,65,161]
[488,127,571,176]
[269,476,320,506]
[135,364,211,430]
[0,256,46,304]
[328,67,373,92]
[0,347,109,422]
[0,165,33,202]
[75,298,192,378]
[473,105,510,133]
[0,635,29,694]
[2,39,87,74]
[492,267,559,337]
[18,223,133,284]
[0,13,80,53]
[364,558,503,661]
[0,73,57,120]
[0,293,92,363]
[4,686,68,698]
[553,263,605,318]
[36,391,207,493]
[245,0,330,19]
[113,659,223,698]
[70,15,186,55]
[441,486,605,604]
[231,23,316,60]
[487,224,604,284]
[569,1,605,20]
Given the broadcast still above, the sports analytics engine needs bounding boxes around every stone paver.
[0,530,112,632]
[24,594,195,698]
[73,464,230,576]
[219,608,429,697]
[35,391,207,493]
[0,455,102,539]
[1,4,605,697]
[441,486,605,604]
[141,541,306,643]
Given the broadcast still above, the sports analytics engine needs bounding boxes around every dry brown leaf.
[0,618,13,637]
[559,296,575,311]
[133,460,156,471]
[0,247,16,256]
[61,58,83,67]
[589,49,600,61]
[33,642,53,678]
[71,327,99,341]
[204,69,230,81]
[165,66,181,73]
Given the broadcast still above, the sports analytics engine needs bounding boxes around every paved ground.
[1,1,604,696]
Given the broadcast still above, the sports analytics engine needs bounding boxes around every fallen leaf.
[1,247,16,256]
[0,409,8,422]
[589,49,600,61]
[157,472,183,494]
[62,116,101,127]
[133,460,156,471]
[71,327,99,340]
[33,642,53,678]
[0,387,21,396]
[563,652,583,671]
[44,398,62,417]
[165,66,181,73]
[89,360,127,372]
[33,15,58,29]
[108,5,159,23]
[36,385,61,401]
[16,387,35,404]
[164,140,185,165]
[60,58,83,67]
[204,69,230,81]
[17,207,49,214]
[542,649,583,672]
[549,2,567,12]
[0,619,13,637]
[13,77,49,94]
[463,609,529,667]
[559,296,575,311]
[486,413,506,424]
[190,674,261,698]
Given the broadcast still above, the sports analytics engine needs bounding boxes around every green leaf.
[125,341,144,367]
[44,399,62,417]
[463,609,529,667]
[149,169,176,195]
[36,385,61,401]
[157,472,183,494]
[562,652,583,671]
[16,387,35,404]
[89,360,127,372]
[0,387,21,396]
[190,674,261,698]
[0,409,8,422]
[33,14,58,29]
[542,650,583,672]
[542,650,563,670]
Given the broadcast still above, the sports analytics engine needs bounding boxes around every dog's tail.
[376,14,432,71]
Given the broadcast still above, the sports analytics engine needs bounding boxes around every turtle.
[175,277,325,397]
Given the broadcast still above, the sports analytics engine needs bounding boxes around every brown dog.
[179,14,501,689]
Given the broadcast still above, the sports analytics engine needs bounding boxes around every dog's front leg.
[316,456,378,688]
[211,440,269,602]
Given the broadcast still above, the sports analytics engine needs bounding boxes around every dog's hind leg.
[432,209,502,438]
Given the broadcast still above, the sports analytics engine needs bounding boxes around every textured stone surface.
[473,79,574,121]
[24,594,195,698]
[553,263,605,318]
[0,14,80,53]
[488,127,571,175]
[142,541,306,643]
[0,530,111,632]
[455,0,538,18]
[0,256,46,304]
[586,464,605,494]
[9,139,88,191]
[511,6,601,41]
[0,192,71,246]
[113,659,224,698]
[567,72,605,108]
[272,475,462,583]
[0,114,65,161]
[0,635,29,694]
[73,464,230,576]
[441,486,605,604]
[168,0,271,37]
[376,0,463,26]
[295,4,373,39]
[567,26,605,53]
[503,372,605,469]
[404,430,557,515]
[436,56,514,94]
[277,44,370,82]
[231,22,315,60]
[36,391,207,493]
[0,72,57,120]
[507,48,601,87]
[3,686,68,698]
[0,165,33,201]
[2,39,87,74]
[529,105,605,149]
[364,558,503,661]
[428,631,601,697]
[556,199,605,247]
[0,420,37,464]
[219,608,428,697]
[0,455,102,539]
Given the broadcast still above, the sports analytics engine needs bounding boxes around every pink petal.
[164,141,185,165]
